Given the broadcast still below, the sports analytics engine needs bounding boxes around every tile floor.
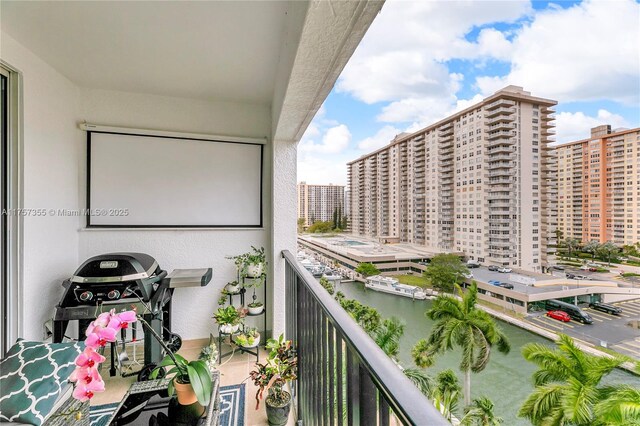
[91,339,296,426]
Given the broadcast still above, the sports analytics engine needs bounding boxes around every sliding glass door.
[1,68,8,355]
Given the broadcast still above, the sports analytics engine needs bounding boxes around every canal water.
[337,280,640,425]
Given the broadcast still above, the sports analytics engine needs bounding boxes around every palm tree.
[432,369,461,421]
[563,237,581,258]
[461,396,503,426]
[596,241,619,266]
[403,367,434,397]
[595,385,640,425]
[373,316,404,358]
[412,283,510,405]
[583,240,601,259]
[519,333,630,425]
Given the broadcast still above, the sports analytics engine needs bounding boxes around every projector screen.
[87,131,263,227]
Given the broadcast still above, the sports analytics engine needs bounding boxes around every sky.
[297,0,640,186]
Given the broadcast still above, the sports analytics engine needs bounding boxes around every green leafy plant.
[198,334,219,374]
[235,327,260,347]
[355,262,380,277]
[150,353,212,406]
[228,246,267,279]
[248,301,263,308]
[249,334,297,409]
[213,306,242,326]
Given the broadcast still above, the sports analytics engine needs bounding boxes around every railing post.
[346,352,360,425]
[359,365,377,425]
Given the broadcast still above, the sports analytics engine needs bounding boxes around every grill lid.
[71,253,159,283]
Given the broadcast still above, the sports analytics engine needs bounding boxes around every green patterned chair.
[0,341,89,426]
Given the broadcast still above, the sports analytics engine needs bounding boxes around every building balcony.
[485,98,516,111]
[487,130,516,140]
[283,252,448,425]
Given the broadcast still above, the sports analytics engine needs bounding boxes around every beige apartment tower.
[555,125,640,245]
[297,182,345,226]
[347,86,558,273]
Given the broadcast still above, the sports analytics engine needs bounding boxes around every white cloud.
[336,0,531,113]
[477,0,640,104]
[298,124,352,154]
[357,125,403,151]
[297,155,350,186]
[555,109,630,144]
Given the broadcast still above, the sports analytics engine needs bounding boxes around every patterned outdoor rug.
[89,384,245,426]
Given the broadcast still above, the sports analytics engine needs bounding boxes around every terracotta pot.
[174,380,198,405]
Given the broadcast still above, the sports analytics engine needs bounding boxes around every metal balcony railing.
[283,250,448,425]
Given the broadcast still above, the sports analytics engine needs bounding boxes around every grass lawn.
[392,274,432,288]
[621,272,640,278]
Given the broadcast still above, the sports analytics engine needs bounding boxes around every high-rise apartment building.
[347,86,558,272]
[297,182,345,226]
[555,125,640,245]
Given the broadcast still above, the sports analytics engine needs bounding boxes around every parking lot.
[525,299,640,360]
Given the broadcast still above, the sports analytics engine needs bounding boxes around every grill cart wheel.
[166,333,182,353]
[137,363,166,382]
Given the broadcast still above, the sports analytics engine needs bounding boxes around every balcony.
[283,252,448,425]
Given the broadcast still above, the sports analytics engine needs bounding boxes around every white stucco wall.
[1,31,83,341]
[77,89,272,340]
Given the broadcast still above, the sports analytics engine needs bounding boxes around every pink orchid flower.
[71,310,136,401]
[75,347,106,368]
[108,310,137,330]
[72,376,105,401]
[85,326,117,348]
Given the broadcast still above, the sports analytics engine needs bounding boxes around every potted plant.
[150,352,212,407]
[198,334,219,374]
[225,280,241,294]
[234,327,261,349]
[247,300,264,315]
[229,246,267,279]
[213,306,242,334]
[249,335,297,426]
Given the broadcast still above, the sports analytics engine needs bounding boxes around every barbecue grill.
[53,253,211,378]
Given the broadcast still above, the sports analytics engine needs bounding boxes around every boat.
[322,272,343,283]
[364,275,427,300]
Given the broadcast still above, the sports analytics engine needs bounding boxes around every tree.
[432,369,461,421]
[297,217,306,234]
[355,262,380,277]
[583,240,601,259]
[332,208,338,230]
[319,276,334,295]
[372,317,404,358]
[307,220,333,233]
[461,397,503,426]
[341,215,349,230]
[423,253,470,293]
[554,228,564,244]
[562,237,581,258]
[596,241,619,266]
[519,333,631,426]
[594,385,640,425]
[412,283,510,406]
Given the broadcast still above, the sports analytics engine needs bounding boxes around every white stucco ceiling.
[1,1,291,105]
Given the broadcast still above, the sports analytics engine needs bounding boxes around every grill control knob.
[79,291,93,302]
[107,290,120,300]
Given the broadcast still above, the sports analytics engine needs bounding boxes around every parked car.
[580,265,598,272]
[546,310,571,322]
[575,275,590,280]
[463,272,473,279]
[488,265,499,271]
[566,273,576,279]
[499,282,514,289]
[466,261,480,268]
[588,302,622,315]
[552,265,565,271]
[497,267,512,273]
[488,280,501,286]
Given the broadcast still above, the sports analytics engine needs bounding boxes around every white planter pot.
[246,263,264,278]
[226,284,241,294]
[248,304,264,315]
[220,323,240,334]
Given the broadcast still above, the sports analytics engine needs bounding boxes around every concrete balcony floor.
[91,339,296,426]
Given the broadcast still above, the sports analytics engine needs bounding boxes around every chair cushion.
[0,340,83,426]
